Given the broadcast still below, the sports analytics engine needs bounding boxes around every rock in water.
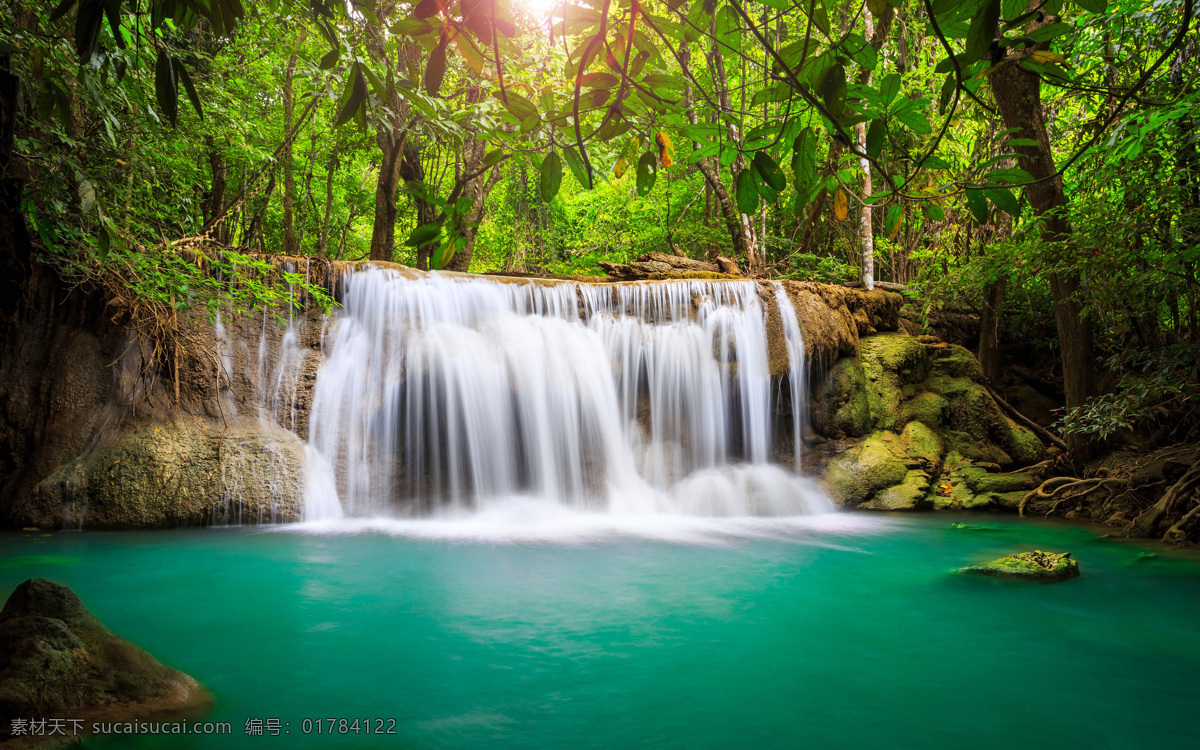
[958,551,1080,582]
[0,579,211,735]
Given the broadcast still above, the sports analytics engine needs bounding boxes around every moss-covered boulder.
[0,579,211,731]
[867,469,932,511]
[811,357,872,438]
[958,551,1080,582]
[23,415,304,529]
[813,334,1048,515]
[826,433,909,506]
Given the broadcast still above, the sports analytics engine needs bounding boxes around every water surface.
[2,514,1197,749]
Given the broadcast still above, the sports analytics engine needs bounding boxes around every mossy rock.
[0,579,211,724]
[1001,419,1045,465]
[959,464,1041,495]
[928,344,986,381]
[900,420,944,468]
[902,391,949,428]
[866,469,932,511]
[811,357,872,438]
[859,334,930,432]
[826,432,909,506]
[958,551,1080,582]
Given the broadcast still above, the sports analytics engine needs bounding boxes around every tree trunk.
[856,3,876,290]
[444,81,492,273]
[989,13,1095,414]
[318,146,338,258]
[281,29,306,255]
[203,135,228,244]
[711,39,761,273]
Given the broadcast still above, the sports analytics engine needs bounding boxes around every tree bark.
[281,29,306,255]
[988,12,1095,414]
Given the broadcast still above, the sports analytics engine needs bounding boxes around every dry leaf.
[834,188,848,221]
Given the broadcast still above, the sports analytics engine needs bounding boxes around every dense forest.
[1,0,1198,533]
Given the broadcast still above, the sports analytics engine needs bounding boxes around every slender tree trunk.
[444,80,495,272]
[711,40,761,272]
[989,10,1095,414]
[856,3,876,289]
[281,29,306,255]
[203,135,228,243]
[318,146,338,258]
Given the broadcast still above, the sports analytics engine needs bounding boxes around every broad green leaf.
[866,119,886,159]
[984,187,1020,215]
[1006,138,1039,147]
[177,61,203,121]
[483,150,505,167]
[985,167,1033,183]
[736,168,759,214]
[879,73,901,108]
[895,108,931,134]
[636,152,657,196]
[819,64,847,118]
[425,38,447,96]
[563,146,592,189]
[924,204,946,222]
[964,0,1001,64]
[334,67,366,127]
[540,151,563,202]
[965,189,989,224]
[49,0,76,23]
[154,50,178,127]
[1070,0,1106,12]
[753,152,787,192]
[1026,22,1071,43]
[319,49,339,70]
[405,222,441,247]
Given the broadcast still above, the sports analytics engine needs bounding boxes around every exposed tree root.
[1019,474,1123,518]
[1128,461,1200,541]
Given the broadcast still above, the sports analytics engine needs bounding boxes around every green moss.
[1002,419,1045,465]
[900,420,944,467]
[859,334,930,432]
[928,344,985,380]
[901,391,948,428]
[958,551,1080,582]
[959,465,1040,494]
[826,432,909,506]
[812,357,872,437]
[866,470,932,511]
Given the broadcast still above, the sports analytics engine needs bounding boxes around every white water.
[302,268,828,522]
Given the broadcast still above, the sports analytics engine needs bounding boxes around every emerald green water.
[2,515,1198,749]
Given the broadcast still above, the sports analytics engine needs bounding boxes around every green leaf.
[483,149,505,167]
[154,50,178,127]
[636,152,657,197]
[334,67,366,128]
[895,108,931,134]
[102,0,124,48]
[1025,22,1071,43]
[319,48,339,70]
[75,0,104,61]
[964,0,1001,64]
[965,189,989,225]
[413,0,441,19]
[1006,138,1038,147]
[753,152,786,192]
[985,167,1032,183]
[405,222,441,247]
[177,61,203,121]
[563,146,592,189]
[424,37,447,97]
[866,119,886,159]
[736,168,759,214]
[924,204,946,222]
[540,151,563,202]
[984,187,1020,216]
[879,73,901,108]
[1070,0,1106,12]
[819,63,847,118]
[885,204,903,234]
[49,0,76,23]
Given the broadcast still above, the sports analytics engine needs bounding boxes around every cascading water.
[303,267,831,521]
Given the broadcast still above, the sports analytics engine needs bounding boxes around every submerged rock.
[0,579,211,737]
[958,551,1080,582]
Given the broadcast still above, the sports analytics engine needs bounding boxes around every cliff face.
[4,258,993,530]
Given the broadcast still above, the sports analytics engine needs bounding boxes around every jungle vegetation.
[1,0,1198,450]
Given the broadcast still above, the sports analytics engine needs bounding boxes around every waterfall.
[303,267,830,520]
[774,283,808,470]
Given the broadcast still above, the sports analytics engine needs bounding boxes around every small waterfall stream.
[301,267,830,520]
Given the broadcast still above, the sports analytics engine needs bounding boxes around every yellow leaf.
[1030,51,1066,65]
[834,189,848,221]
[614,157,628,179]
[888,206,905,241]
[655,131,674,169]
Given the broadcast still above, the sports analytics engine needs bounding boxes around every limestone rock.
[826,432,909,506]
[0,578,211,727]
[958,551,1080,582]
[23,414,304,529]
